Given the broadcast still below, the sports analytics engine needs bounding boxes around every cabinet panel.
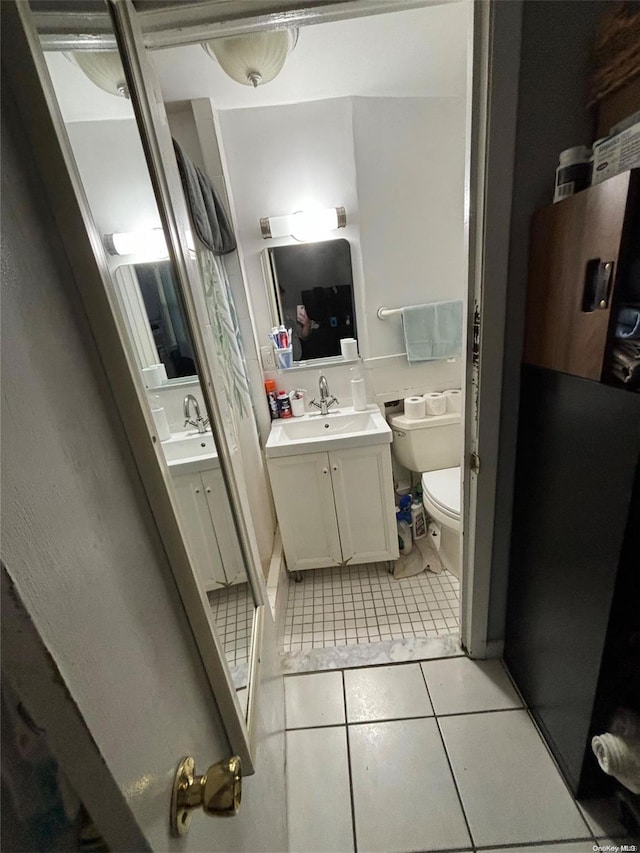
[268,452,342,571]
[524,171,633,380]
[505,366,640,794]
[330,444,399,564]
[200,468,246,586]
[172,471,226,591]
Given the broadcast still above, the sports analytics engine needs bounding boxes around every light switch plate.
[260,346,276,370]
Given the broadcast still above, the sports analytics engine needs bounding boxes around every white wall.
[217,95,466,415]
[353,96,466,356]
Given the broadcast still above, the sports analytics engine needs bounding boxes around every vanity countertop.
[265,404,391,459]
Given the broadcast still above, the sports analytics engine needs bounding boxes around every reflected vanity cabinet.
[172,466,246,590]
[268,444,399,571]
[523,169,639,381]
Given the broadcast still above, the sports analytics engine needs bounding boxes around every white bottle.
[411,499,427,541]
[350,366,367,411]
[397,519,413,555]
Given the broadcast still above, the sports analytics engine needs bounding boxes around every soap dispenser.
[350,366,367,411]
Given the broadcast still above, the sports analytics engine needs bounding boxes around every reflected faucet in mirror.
[310,374,339,416]
[184,394,209,433]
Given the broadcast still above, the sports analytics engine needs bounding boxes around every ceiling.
[45,1,469,122]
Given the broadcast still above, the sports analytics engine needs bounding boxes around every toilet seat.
[421,466,460,521]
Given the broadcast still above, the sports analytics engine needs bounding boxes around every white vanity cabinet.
[171,466,246,590]
[268,443,398,571]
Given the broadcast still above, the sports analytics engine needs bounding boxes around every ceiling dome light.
[65,51,130,98]
[202,29,298,88]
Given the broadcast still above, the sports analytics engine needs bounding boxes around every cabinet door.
[524,171,635,380]
[329,444,399,564]
[171,471,226,591]
[200,468,246,586]
[268,452,342,571]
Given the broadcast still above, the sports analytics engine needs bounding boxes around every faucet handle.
[309,398,322,410]
[327,396,339,410]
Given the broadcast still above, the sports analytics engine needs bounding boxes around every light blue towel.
[402,300,463,363]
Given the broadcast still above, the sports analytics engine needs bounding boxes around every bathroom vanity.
[265,406,399,571]
[163,431,246,590]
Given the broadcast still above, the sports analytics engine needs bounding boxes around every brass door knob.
[171,755,242,836]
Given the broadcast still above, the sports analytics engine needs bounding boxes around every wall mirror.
[114,261,197,383]
[263,238,356,362]
[29,0,265,764]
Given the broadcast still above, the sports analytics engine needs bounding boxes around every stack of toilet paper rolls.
[403,389,462,419]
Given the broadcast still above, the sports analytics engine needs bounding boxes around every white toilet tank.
[387,411,461,472]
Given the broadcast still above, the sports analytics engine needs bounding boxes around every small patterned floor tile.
[283,563,459,652]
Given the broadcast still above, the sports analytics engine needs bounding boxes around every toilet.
[387,411,462,578]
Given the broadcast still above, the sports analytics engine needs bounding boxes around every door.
[0,13,287,849]
[268,452,342,570]
[202,467,246,586]
[172,469,226,590]
[330,444,399,564]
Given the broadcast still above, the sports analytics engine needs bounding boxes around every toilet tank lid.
[388,412,461,430]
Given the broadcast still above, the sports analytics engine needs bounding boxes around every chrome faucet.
[183,394,209,434]
[310,374,339,416]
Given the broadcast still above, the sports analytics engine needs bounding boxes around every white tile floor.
[283,562,460,652]
[207,582,253,668]
[284,657,634,853]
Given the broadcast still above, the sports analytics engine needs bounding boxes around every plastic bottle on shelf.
[411,498,427,541]
[396,507,413,555]
[350,366,367,411]
[264,379,279,421]
[276,390,292,419]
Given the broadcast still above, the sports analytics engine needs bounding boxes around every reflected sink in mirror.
[162,430,219,473]
[265,405,391,458]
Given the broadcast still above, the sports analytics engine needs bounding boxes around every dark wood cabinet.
[524,170,639,381]
[505,366,640,796]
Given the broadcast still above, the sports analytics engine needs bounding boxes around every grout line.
[341,670,359,853]
[419,662,476,850]
[498,660,597,842]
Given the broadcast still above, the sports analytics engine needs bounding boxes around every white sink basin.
[162,430,219,474]
[265,405,392,458]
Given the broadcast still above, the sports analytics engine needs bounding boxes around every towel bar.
[377,306,403,320]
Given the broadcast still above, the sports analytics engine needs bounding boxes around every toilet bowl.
[387,410,462,578]
[422,466,460,578]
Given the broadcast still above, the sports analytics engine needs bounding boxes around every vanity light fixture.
[202,29,298,88]
[104,228,168,259]
[260,207,347,241]
[64,51,130,98]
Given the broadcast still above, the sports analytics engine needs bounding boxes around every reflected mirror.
[116,261,196,379]
[114,261,197,381]
[264,238,356,361]
[34,5,258,715]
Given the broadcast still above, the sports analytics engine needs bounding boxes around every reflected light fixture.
[104,229,168,259]
[260,207,347,241]
[202,29,298,88]
[64,51,130,98]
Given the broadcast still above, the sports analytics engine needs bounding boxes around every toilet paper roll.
[424,392,446,416]
[151,406,171,442]
[141,363,167,389]
[404,396,426,419]
[340,338,359,360]
[444,389,462,413]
